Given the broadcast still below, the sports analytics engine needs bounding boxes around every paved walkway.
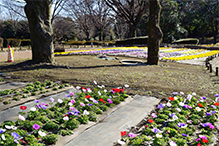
[65,96,160,146]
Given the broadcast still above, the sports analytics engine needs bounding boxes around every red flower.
[145,125,148,128]
[37,137,40,139]
[121,131,127,136]
[169,97,174,101]
[214,102,219,106]
[198,103,203,108]
[103,101,106,104]
[120,89,124,93]
[197,143,201,146]
[86,95,91,99]
[82,87,85,90]
[99,98,104,102]
[148,119,154,123]
[65,114,68,117]
[202,139,208,143]
[20,106,27,110]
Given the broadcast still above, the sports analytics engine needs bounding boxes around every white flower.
[38,130,46,137]
[30,107,36,111]
[83,110,89,115]
[176,108,181,112]
[101,85,105,88]
[0,128,6,133]
[104,89,107,92]
[187,94,192,101]
[117,139,126,145]
[76,86,81,90]
[180,92,184,95]
[156,134,162,138]
[63,116,69,121]
[90,98,94,101]
[85,99,89,102]
[169,141,177,146]
[199,99,204,102]
[179,102,184,106]
[5,125,17,130]
[172,115,178,120]
[192,92,197,96]
[58,99,63,103]
[87,88,92,93]
[1,134,5,140]
[174,96,178,100]
[98,91,101,95]
[19,115,25,121]
[94,80,97,85]
[187,120,192,123]
[167,102,172,107]
[196,107,202,112]
[124,84,129,88]
[215,97,219,102]
[97,85,102,88]
[68,102,73,106]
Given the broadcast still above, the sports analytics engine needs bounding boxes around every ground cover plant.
[0,80,70,106]
[118,92,219,146]
[0,84,129,145]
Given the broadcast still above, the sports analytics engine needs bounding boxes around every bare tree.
[65,0,95,40]
[53,16,76,41]
[85,0,111,41]
[105,0,149,38]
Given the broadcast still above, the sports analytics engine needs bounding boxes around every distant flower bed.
[0,82,129,145]
[118,92,219,146]
[54,46,219,61]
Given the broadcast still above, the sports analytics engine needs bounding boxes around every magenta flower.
[33,124,40,130]
[80,103,85,107]
[128,133,136,138]
[69,92,74,96]
[71,99,75,104]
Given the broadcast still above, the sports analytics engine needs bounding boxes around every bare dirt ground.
[1,54,219,100]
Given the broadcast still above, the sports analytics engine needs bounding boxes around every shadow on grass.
[0,60,149,72]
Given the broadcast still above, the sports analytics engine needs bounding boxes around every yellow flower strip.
[162,50,219,61]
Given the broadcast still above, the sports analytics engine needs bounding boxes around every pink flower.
[196,138,200,142]
[69,107,75,110]
[71,99,75,104]
[50,98,54,102]
[80,103,85,107]
[69,92,74,96]
[151,113,157,118]
[128,133,136,138]
[33,124,40,130]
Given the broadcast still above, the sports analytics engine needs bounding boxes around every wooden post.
[207,63,210,70]
[210,64,212,73]
[216,67,218,76]
[206,61,209,67]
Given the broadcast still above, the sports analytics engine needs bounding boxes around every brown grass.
[1,55,219,99]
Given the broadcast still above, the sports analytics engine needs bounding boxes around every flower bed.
[0,80,69,105]
[0,83,129,145]
[54,46,219,62]
[118,92,219,146]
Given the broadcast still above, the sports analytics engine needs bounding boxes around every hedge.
[115,36,148,46]
[171,38,199,45]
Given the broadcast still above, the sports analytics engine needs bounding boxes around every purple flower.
[201,96,207,100]
[173,92,178,95]
[36,104,41,109]
[0,128,6,134]
[34,99,40,103]
[177,122,186,128]
[182,133,187,137]
[200,123,208,127]
[215,94,219,97]
[11,132,19,139]
[170,113,175,118]
[211,111,216,114]
[88,104,93,106]
[206,112,212,116]
[72,109,80,116]
[93,100,98,104]
[65,95,70,97]
[152,128,160,133]
[157,103,164,109]
[41,105,47,110]
[33,124,40,130]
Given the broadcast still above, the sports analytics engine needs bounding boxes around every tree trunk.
[98,30,103,41]
[24,0,54,63]
[147,0,163,65]
[129,24,137,38]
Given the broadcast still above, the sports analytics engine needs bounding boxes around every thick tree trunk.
[98,30,103,41]
[24,0,54,63]
[147,0,163,65]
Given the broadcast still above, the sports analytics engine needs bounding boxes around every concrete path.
[65,96,160,146]
[0,87,79,123]
[0,82,30,91]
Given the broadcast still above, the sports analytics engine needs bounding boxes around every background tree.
[147,0,163,65]
[53,16,76,42]
[105,0,149,38]
[65,0,95,40]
